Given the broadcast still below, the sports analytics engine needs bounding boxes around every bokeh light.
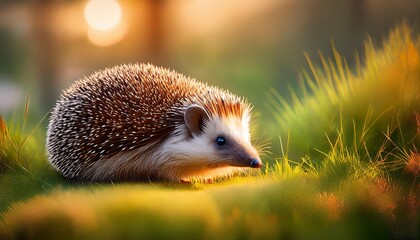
[84,0,122,31]
[87,23,127,47]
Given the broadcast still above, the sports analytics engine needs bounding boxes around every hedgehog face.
[181,104,261,169]
[201,115,261,168]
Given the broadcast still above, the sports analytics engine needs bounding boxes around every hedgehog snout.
[234,144,261,168]
[249,158,262,168]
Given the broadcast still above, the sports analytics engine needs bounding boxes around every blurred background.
[0,0,419,148]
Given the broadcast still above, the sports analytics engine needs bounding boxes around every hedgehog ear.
[184,104,210,136]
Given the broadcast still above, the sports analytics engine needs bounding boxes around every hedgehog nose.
[250,158,262,168]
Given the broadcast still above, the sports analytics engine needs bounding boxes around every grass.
[269,23,419,162]
[0,24,419,240]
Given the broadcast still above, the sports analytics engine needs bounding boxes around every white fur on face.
[155,109,259,181]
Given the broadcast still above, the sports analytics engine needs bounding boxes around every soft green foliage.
[270,23,419,163]
[0,177,410,240]
[0,97,64,214]
[0,24,419,239]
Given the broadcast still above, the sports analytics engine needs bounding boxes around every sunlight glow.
[84,0,122,31]
[87,23,127,47]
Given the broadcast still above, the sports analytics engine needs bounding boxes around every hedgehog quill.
[46,63,262,182]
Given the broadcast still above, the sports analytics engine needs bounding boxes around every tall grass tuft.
[270,23,419,168]
[0,93,50,174]
[0,94,63,213]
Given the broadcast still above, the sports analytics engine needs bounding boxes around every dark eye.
[216,136,226,146]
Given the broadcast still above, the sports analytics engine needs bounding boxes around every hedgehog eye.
[216,136,226,147]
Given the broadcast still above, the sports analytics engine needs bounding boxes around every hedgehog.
[46,63,262,182]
